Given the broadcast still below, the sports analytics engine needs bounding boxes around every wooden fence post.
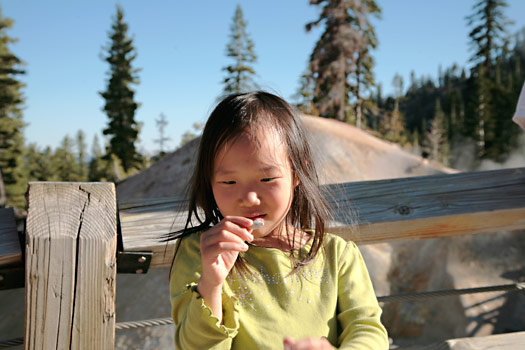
[24,182,117,349]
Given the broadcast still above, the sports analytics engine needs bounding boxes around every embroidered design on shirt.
[226,267,328,311]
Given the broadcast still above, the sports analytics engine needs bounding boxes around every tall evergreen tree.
[222,4,258,94]
[349,0,381,128]
[75,130,88,181]
[53,136,78,181]
[307,0,380,123]
[307,0,364,121]
[465,0,513,159]
[25,144,55,182]
[100,5,142,173]
[423,98,450,165]
[466,0,512,71]
[0,10,26,208]
[154,113,171,156]
[88,135,105,181]
[388,74,405,142]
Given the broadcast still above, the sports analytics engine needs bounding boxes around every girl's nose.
[240,191,260,206]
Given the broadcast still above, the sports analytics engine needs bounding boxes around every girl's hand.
[198,216,254,291]
[283,337,335,350]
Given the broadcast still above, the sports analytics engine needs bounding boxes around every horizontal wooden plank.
[118,167,525,268]
[0,207,21,266]
[397,331,525,349]
[332,207,525,244]
[118,198,187,269]
[328,167,525,243]
[327,167,525,224]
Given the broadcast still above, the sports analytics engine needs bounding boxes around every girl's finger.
[222,215,253,228]
[204,218,254,242]
[222,216,255,240]
[201,242,248,257]
[201,225,251,247]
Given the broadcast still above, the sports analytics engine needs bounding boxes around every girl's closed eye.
[261,177,275,182]
[222,180,236,184]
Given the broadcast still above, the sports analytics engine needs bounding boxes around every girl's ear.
[293,174,299,188]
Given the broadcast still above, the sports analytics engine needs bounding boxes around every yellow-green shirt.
[170,232,388,350]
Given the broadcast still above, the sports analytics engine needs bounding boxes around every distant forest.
[0,0,523,209]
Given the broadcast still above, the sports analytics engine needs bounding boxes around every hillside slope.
[116,115,454,200]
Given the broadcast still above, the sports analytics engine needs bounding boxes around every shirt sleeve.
[170,234,241,350]
[336,241,389,350]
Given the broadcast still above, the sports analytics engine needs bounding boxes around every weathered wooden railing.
[0,167,524,349]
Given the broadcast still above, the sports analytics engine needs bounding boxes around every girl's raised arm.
[197,216,254,322]
[170,221,251,350]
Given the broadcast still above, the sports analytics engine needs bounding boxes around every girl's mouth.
[247,214,266,220]
[246,214,265,229]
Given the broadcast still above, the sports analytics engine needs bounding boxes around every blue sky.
[3,0,525,154]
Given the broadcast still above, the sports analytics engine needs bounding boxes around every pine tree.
[387,74,406,142]
[100,5,142,173]
[25,144,55,181]
[88,135,105,181]
[408,70,418,93]
[75,130,88,181]
[0,10,26,208]
[465,0,513,160]
[53,136,78,181]
[154,113,171,157]
[222,4,257,94]
[307,0,364,121]
[423,98,450,165]
[375,83,383,108]
[466,0,512,72]
[349,0,381,128]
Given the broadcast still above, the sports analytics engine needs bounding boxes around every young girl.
[169,91,388,350]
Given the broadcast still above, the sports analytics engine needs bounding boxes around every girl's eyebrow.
[215,165,280,176]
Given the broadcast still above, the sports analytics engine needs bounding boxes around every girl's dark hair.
[169,91,330,270]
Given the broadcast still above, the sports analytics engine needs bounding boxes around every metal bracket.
[0,266,25,290]
[0,252,154,291]
[116,251,153,274]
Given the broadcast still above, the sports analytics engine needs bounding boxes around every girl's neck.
[250,226,311,251]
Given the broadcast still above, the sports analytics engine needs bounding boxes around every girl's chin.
[252,229,270,239]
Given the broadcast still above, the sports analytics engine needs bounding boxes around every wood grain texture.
[327,167,525,223]
[118,197,187,268]
[0,207,20,266]
[327,167,525,243]
[118,167,525,268]
[25,182,117,350]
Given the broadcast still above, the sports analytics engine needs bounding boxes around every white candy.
[251,220,264,230]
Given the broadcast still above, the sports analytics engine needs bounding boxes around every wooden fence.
[0,167,524,349]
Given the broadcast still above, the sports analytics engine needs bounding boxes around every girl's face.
[212,129,297,239]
